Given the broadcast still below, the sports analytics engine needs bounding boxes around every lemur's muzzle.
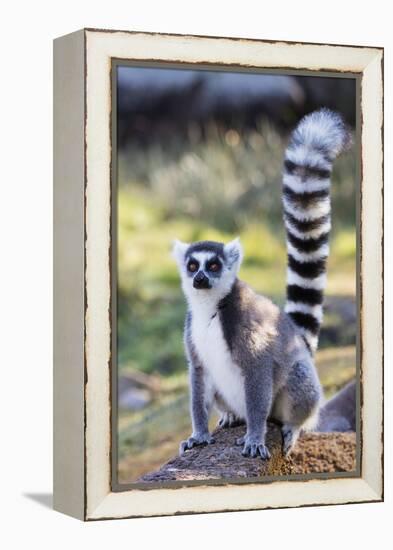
[193,271,211,289]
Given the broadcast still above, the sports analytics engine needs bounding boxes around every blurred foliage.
[119,119,356,233]
[117,119,356,377]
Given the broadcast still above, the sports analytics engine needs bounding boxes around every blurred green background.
[116,67,357,483]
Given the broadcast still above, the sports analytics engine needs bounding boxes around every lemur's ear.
[171,239,190,264]
[224,237,243,269]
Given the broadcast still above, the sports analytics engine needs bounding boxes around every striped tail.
[283,109,351,353]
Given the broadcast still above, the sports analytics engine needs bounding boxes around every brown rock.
[137,423,356,483]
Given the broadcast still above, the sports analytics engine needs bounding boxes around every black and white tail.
[283,109,351,353]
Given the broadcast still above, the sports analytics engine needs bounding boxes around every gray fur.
[235,352,273,459]
[218,279,321,456]
[317,380,356,432]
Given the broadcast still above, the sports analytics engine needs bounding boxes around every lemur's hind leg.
[273,359,322,456]
[217,411,244,428]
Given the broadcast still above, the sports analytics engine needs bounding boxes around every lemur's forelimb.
[235,358,273,460]
[179,315,215,454]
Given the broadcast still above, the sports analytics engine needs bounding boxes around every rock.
[118,369,161,410]
[137,423,356,482]
[118,387,151,410]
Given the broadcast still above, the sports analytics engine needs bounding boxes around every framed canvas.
[53,28,383,521]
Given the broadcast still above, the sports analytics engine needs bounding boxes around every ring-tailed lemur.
[173,109,351,459]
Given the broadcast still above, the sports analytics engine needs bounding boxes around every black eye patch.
[206,258,222,273]
[187,259,199,273]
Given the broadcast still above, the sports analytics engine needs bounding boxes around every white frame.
[53,28,383,521]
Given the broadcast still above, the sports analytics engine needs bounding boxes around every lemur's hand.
[236,434,271,460]
[179,433,215,455]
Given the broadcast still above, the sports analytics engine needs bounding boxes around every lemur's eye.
[208,262,221,272]
[187,261,199,273]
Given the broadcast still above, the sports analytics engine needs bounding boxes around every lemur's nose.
[193,271,211,289]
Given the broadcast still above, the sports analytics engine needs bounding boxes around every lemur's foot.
[217,412,243,429]
[235,435,271,460]
[179,433,215,455]
[281,424,300,456]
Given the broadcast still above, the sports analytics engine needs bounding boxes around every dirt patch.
[286,432,356,474]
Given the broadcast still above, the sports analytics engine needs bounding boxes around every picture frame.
[53,28,383,521]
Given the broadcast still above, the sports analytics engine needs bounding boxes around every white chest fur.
[191,307,246,419]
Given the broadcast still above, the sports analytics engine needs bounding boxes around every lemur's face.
[172,238,243,301]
